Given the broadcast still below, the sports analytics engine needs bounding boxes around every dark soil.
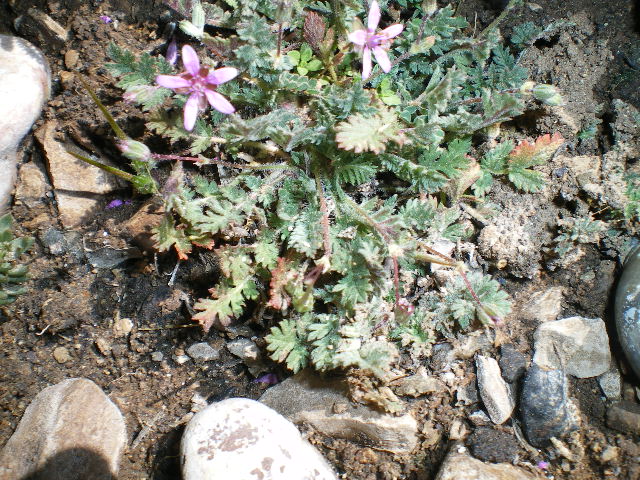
[1,0,639,479]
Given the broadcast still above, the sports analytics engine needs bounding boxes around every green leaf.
[335,107,405,154]
[265,318,309,373]
[193,276,259,332]
[152,215,192,259]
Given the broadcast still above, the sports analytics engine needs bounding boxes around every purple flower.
[348,0,403,79]
[166,37,178,66]
[106,199,132,209]
[254,373,279,385]
[155,45,238,131]
[99,15,112,24]
[537,461,549,470]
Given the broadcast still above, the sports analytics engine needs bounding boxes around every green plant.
[80,0,565,409]
[0,215,33,306]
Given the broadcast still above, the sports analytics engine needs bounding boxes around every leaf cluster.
[0,215,33,306]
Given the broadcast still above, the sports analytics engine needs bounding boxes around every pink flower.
[156,45,238,131]
[348,0,403,79]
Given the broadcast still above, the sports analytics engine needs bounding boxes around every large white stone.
[533,316,611,378]
[476,355,514,425]
[181,398,337,480]
[0,35,50,212]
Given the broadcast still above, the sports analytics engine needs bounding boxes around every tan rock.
[0,378,126,480]
[15,162,48,207]
[435,446,537,480]
[64,49,79,69]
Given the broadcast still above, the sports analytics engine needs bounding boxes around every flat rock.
[260,370,418,454]
[0,378,126,479]
[226,338,265,375]
[435,446,537,480]
[476,355,514,425]
[181,398,337,480]
[519,286,564,323]
[533,316,611,378]
[15,162,48,207]
[0,35,50,212]
[35,121,122,228]
[520,365,578,447]
[186,342,220,362]
[606,401,640,434]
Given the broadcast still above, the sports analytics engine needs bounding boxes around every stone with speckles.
[181,398,338,480]
[616,245,640,379]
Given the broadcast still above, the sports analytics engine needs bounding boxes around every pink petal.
[348,29,367,46]
[182,45,200,76]
[362,47,372,80]
[204,90,235,114]
[380,24,403,39]
[156,74,191,89]
[372,46,392,73]
[206,67,239,85]
[367,0,381,31]
[183,93,200,131]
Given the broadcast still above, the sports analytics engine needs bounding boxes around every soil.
[1,0,639,479]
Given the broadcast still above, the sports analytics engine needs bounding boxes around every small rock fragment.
[26,8,69,45]
[468,410,491,426]
[533,316,611,378]
[519,286,564,323]
[151,351,164,362]
[390,367,445,397]
[606,401,640,434]
[435,445,537,480]
[181,398,337,480]
[15,162,47,207]
[94,337,111,356]
[498,344,527,383]
[467,427,519,463]
[52,346,72,364]
[64,49,79,69]
[260,370,418,454]
[0,378,126,479]
[520,365,578,447]
[600,445,618,463]
[113,316,133,337]
[476,355,514,425]
[173,354,190,365]
[227,338,265,375]
[598,366,622,400]
[186,342,220,362]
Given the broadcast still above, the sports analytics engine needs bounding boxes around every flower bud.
[532,84,563,106]
[117,139,151,162]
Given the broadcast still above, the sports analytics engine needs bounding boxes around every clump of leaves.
[86,0,566,410]
[554,215,606,257]
[0,215,33,306]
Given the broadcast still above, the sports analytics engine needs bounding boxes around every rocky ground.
[1,0,640,479]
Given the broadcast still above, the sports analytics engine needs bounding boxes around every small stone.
[260,370,418,454]
[86,247,142,269]
[498,344,527,383]
[0,378,126,478]
[533,316,611,378]
[59,70,75,90]
[181,398,337,480]
[15,162,47,207]
[174,354,190,365]
[520,365,578,447]
[598,366,622,400]
[64,49,79,69]
[26,8,69,45]
[94,337,111,356]
[435,446,537,480]
[151,351,164,362]
[606,401,640,434]
[600,445,619,463]
[113,316,133,337]
[519,286,563,323]
[468,410,491,426]
[467,428,518,463]
[390,366,445,397]
[186,342,220,362]
[476,355,514,425]
[227,338,265,375]
[52,346,72,364]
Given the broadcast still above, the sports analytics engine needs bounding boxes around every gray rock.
[498,344,527,383]
[533,316,611,378]
[598,366,622,400]
[519,286,563,323]
[520,365,578,447]
[615,245,640,379]
[476,355,514,425]
[467,427,518,463]
[260,370,418,454]
[0,35,50,212]
[606,401,640,434]
[226,338,265,375]
[181,398,337,480]
[151,351,164,362]
[186,342,220,362]
[0,378,126,479]
[86,247,142,269]
[435,445,537,480]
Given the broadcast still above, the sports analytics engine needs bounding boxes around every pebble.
[113,316,133,337]
[498,344,527,383]
[181,398,337,480]
[467,427,519,463]
[615,245,640,378]
[435,445,537,480]
[64,49,79,69]
[14,162,47,208]
[598,366,622,400]
[52,346,72,364]
[94,337,112,356]
[226,338,265,375]
[0,35,50,212]
[186,342,220,362]
[519,286,564,323]
[0,378,126,479]
[151,351,164,362]
[533,316,611,378]
[260,370,418,454]
[520,365,578,447]
[174,354,190,365]
[35,121,123,227]
[606,401,640,434]
[476,355,514,424]
[390,366,445,397]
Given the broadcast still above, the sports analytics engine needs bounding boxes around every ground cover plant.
[80,0,566,409]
